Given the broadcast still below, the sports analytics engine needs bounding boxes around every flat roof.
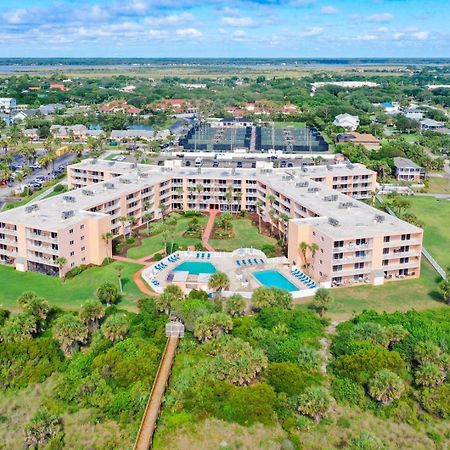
[0,159,420,238]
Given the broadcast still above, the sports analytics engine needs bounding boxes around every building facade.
[0,159,422,287]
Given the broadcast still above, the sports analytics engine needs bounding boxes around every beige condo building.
[0,159,422,287]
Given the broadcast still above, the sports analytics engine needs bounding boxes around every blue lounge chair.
[207,253,211,259]
[241,260,247,266]
[236,260,241,266]
[253,258,259,264]
[248,259,253,265]
[196,253,200,258]
[259,259,265,264]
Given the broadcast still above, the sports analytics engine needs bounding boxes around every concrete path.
[134,336,179,450]
[202,210,218,251]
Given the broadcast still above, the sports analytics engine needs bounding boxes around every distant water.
[127,125,153,131]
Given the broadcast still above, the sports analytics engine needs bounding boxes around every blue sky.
[0,0,448,58]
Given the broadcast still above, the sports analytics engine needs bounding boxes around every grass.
[208,218,278,252]
[408,196,450,268]
[0,261,144,311]
[126,215,209,259]
[425,176,450,194]
[3,179,64,209]
[274,121,306,128]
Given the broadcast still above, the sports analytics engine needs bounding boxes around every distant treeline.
[1,57,450,67]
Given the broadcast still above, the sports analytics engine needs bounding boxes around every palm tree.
[439,278,450,305]
[297,386,334,424]
[208,271,230,293]
[299,241,309,268]
[225,293,246,317]
[101,232,113,259]
[159,203,167,222]
[368,369,404,405]
[115,264,124,293]
[79,299,105,332]
[96,282,119,306]
[0,312,38,342]
[155,284,184,314]
[194,312,233,342]
[101,314,130,343]
[55,256,67,280]
[256,200,264,233]
[52,314,88,356]
[17,292,49,332]
[415,363,446,388]
[195,183,203,210]
[313,288,333,317]
[119,216,128,241]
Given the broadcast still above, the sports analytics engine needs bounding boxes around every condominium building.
[0,159,422,286]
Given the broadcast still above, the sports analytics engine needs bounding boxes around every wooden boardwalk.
[134,336,179,450]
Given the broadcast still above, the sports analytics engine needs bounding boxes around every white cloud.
[221,16,254,27]
[289,0,316,6]
[3,8,29,25]
[367,13,393,22]
[231,30,247,41]
[175,28,203,39]
[298,27,324,37]
[144,13,194,26]
[412,31,429,40]
[321,6,338,14]
[354,34,378,41]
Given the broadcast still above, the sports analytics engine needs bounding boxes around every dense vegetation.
[0,292,166,449]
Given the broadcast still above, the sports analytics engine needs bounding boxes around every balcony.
[1,228,17,236]
[27,254,58,266]
[333,242,371,252]
[27,232,58,242]
[0,248,18,258]
[28,242,59,255]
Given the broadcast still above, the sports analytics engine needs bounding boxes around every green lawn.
[0,261,144,311]
[425,176,450,194]
[4,180,63,209]
[325,261,444,320]
[126,216,209,259]
[274,121,306,128]
[408,196,450,268]
[209,218,278,252]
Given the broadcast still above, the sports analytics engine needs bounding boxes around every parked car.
[185,160,191,166]
[212,161,219,167]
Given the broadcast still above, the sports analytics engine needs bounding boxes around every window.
[80,225,84,230]
[382,259,389,266]
[333,265,342,272]
[384,236,390,243]
[334,241,344,248]
[334,253,343,260]
[401,234,411,241]
[69,229,73,234]
[70,251,74,256]
[383,248,389,255]
[356,251,365,257]
[356,238,367,246]
[400,257,409,264]
[81,236,85,241]
[354,262,364,269]
[81,246,85,251]
[82,257,86,262]
[70,240,74,245]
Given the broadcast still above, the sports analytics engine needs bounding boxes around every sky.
[0,0,449,58]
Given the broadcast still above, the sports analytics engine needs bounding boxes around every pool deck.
[142,248,319,298]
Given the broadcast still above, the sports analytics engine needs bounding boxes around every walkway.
[134,336,179,450]
[202,209,218,251]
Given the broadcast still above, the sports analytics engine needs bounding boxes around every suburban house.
[110,129,154,141]
[404,108,424,121]
[333,113,360,131]
[0,113,13,125]
[336,132,381,150]
[97,100,142,116]
[50,125,88,140]
[0,98,17,112]
[39,104,64,116]
[393,157,424,182]
[23,129,40,141]
[420,118,445,131]
[11,109,38,123]
[49,84,70,92]
[153,99,198,114]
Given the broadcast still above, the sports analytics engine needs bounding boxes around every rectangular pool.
[173,261,217,275]
[253,269,299,292]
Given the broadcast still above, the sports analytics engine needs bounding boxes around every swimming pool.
[253,270,299,292]
[173,261,217,275]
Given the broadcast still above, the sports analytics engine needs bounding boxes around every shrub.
[420,385,450,419]
[101,257,114,266]
[266,362,318,397]
[331,377,367,407]
[347,431,387,450]
[220,383,277,426]
[64,264,90,279]
[297,345,322,371]
[53,184,65,193]
[296,386,335,424]
[333,347,407,385]
[153,253,163,261]
[261,244,276,257]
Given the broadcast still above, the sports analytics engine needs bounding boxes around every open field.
[0,260,144,311]
[320,261,444,320]
[208,218,278,252]
[425,176,450,194]
[126,215,209,259]
[409,196,450,268]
